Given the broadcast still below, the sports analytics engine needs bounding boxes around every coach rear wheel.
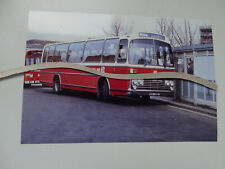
[53,77,61,94]
[24,84,31,88]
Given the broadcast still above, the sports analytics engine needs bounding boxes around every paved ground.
[21,87,217,144]
[151,96,217,116]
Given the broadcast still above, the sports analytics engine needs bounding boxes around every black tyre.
[53,77,61,94]
[98,79,110,101]
[141,95,150,104]
[24,84,31,88]
[102,80,110,101]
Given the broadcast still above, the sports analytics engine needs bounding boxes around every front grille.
[136,79,170,90]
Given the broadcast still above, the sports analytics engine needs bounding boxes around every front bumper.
[127,89,174,97]
[128,79,174,97]
[24,80,40,84]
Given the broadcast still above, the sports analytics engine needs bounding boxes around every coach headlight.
[132,80,144,89]
[165,80,170,86]
[165,80,174,86]
[132,80,138,89]
[26,74,33,78]
[138,79,144,86]
[169,80,174,86]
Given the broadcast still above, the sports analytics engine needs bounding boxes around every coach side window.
[47,45,55,62]
[102,38,119,63]
[83,40,104,63]
[53,44,69,62]
[68,42,85,63]
[42,47,49,63]
[35,57,41,64]
[117,39,128,63]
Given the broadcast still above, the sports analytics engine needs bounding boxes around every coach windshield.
[129,39,156,66]
[155,40,174,67]
[129,39,174,67]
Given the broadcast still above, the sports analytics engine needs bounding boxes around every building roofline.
[173,43,213,52]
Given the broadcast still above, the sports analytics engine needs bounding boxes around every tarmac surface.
[21,87,217,143]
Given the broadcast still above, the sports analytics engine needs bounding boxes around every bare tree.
[155,18,180,47]
[156,18,168,36]
[154,18,198,47]
[103,17,133,37]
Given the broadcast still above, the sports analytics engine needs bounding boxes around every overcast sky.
[27,11,212,42]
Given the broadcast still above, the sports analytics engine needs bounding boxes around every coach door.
[114,39,128,73]
[117,39,128,65]
[110,39,129,94]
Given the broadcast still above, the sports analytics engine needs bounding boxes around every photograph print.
[21,11,217,144]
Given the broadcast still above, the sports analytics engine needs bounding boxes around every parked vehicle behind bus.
[24,50,42,87]
[40,33,175,101]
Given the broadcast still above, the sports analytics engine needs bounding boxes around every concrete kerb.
[151,96,217,117]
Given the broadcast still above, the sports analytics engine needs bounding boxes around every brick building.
[200,26,213,44]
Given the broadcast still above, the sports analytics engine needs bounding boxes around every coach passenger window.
[68,42,85,63]
[25,58,30,65]
[27,51,32,56]
[36,57,41,64]
[42,47,49,63]
[54,44,69,62]
[47,45,55,62]
[117,39,128,63]
[83,40,104,63]
[102,38,119,63]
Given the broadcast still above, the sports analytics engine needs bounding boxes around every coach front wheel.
[102,80,110,101]
[97,78,110,101]
[141,95,150,104]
